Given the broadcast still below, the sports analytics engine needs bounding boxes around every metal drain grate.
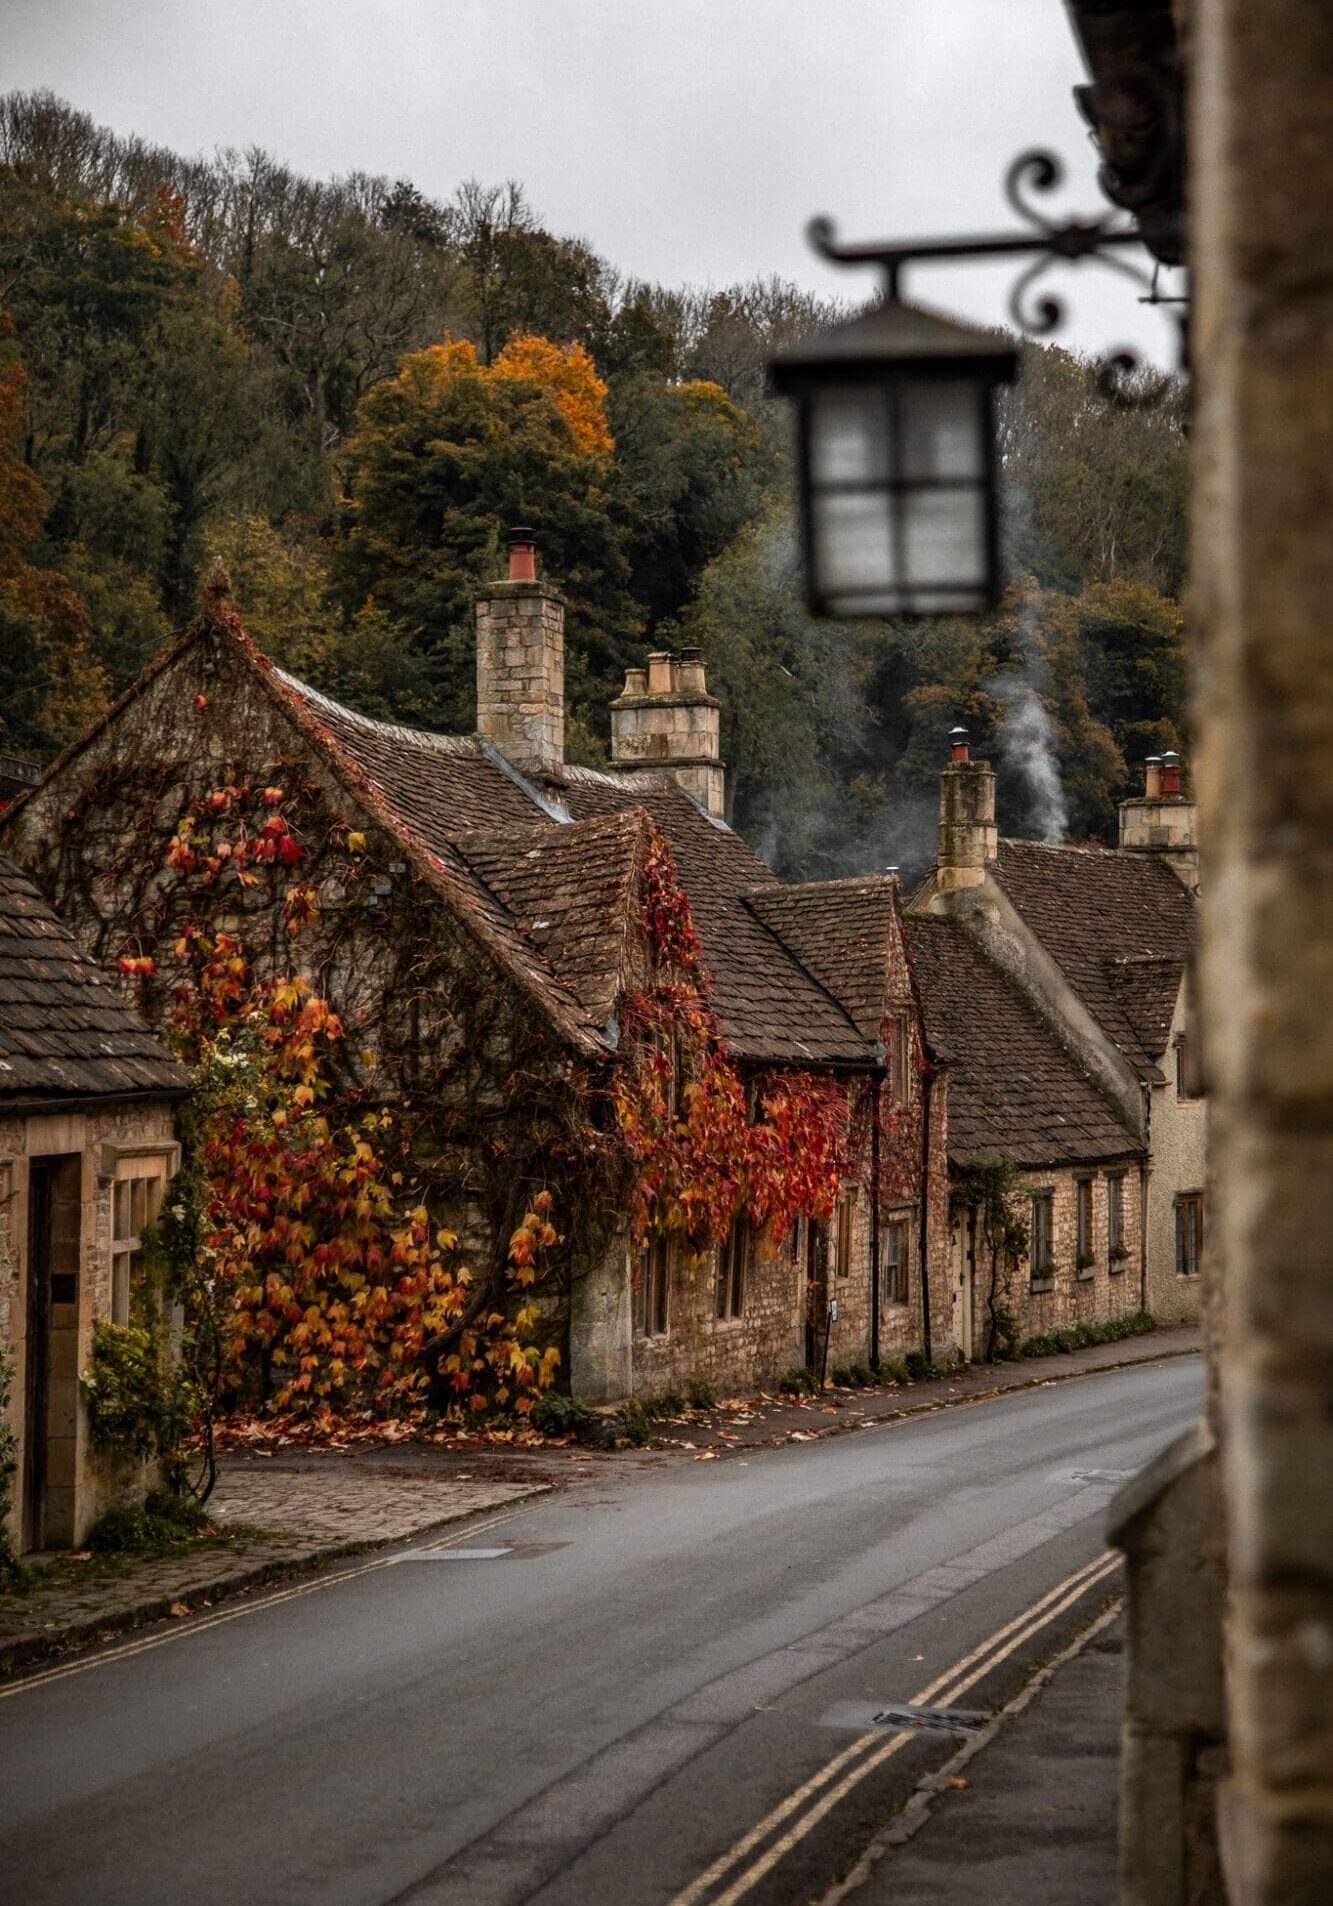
[870,1703,988,1734]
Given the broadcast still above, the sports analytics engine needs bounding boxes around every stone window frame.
[882,1209,911,1307]
[1105,1170,1129,1273]
[635,1235,670,1338]
[1175,1190,1204,1278]
[1074,1174,1096,1279]
[715,1218,748,1324]
[1029,1188,1056,1292]
[109,1153,174,1328]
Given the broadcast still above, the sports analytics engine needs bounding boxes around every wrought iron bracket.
[808,149,1187,407]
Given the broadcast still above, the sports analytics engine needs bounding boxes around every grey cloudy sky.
[8,0,1177,362]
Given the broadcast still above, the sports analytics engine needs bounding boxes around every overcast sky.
[8,0,1178,363]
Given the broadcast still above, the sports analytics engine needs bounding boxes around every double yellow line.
[666,1548,1122,1906]
[0,1505,532,1704]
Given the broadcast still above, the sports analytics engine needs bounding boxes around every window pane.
[812,489,896,596]
[131,1177,148,1235]
[809,386,890,485]
[900,379,983,480]
[114,1180,130,1241]
[902,487,986,587]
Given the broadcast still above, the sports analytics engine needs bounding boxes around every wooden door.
[22,1161,53,1553]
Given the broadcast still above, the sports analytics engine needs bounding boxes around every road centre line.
[667,1549,1121,1906]
[0,1504,535,1702]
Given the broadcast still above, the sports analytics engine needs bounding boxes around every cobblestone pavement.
[207,1459,545,1546]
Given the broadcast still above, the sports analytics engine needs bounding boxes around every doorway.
[803,1218,830,1380]
[23,1155,81,1552]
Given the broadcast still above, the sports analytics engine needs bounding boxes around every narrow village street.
[0,1354,1200,1906]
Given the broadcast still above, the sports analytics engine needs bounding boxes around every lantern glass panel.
[900,379,985,480]
[811,489,895,596]
[808,385,890,485]
[902,487,987,587]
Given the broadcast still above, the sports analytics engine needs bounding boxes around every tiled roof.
[453,809,645,1033]
[992,839,1193,1070]
[1107,955,1184,1063]
[265,665,876,1066]
[557,769,870,1067]
[904,913,1141,1167]
[744,877,900,1042]
[0,854,188,1105]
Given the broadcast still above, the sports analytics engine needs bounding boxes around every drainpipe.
[870,1083,881,1369]
[918,1066,934,1364]
[1140,1081,1152,1315]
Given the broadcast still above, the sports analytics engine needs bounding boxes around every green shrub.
[1017,1311,1156,1359]
[778,1367,815,1397]
[81,1318,195,1472]
[904,1350,932,1382]
[529,1391,592,1436]
[876,1359,910,1385]
[0,1347,23,1589]
[88,1486,208,1555]
[830,1364,856,1389]
[687,1380,715,1410]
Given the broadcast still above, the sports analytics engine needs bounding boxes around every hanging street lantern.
[768,152,1186,620]
[770,299,1017,618]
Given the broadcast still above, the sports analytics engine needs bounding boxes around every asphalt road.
[0,1356,1202,1906]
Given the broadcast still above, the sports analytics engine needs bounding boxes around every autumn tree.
[0,313,106,757]
[332,333,641,736]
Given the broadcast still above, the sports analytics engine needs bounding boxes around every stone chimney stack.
[475,528,565,777]
[610,647,725,817]
[1119,749,1199,889]
[936,728,998,892]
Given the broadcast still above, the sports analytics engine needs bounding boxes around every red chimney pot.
[507,527,537,583]
[1161,751,1182,797]
[949,726,970,765]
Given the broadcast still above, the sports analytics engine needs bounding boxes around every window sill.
[1029,1277,1055,1294]
[1109,1262,1129,1276]
[1076,1268,1096,1282]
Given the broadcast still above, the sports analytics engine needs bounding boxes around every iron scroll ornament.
[807,148,1187,408]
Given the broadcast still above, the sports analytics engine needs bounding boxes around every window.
[887,1015,909,1103]
[1106,1173,1127,1271]
[636,1235,669,1336]
[1175,1034,1194,1100]
[1175,1192,1204,1277]
[883,1215,910,1306]
[111,1161,167,1326]
[716,1220,747,1321]
[1029,1191,1055,1286]
[1075,1177,1095,1277]
[834,1193,855,1278]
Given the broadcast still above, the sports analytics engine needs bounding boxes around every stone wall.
[0,1099,179,1551]
[958,1158,1146,1360]
[1187,3,1333,1898]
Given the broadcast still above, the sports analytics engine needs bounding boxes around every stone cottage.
[3,540,955,1406]
[912,734,1204,1326]
[0,853,187,1553]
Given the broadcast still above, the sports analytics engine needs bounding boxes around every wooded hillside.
[0,90,1188,881]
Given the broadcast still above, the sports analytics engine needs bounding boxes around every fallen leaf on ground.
[169,1602,191,1618]
[693,1450,720,1460]
[946,1776,969,1790]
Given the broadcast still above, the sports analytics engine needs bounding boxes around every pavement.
[824,1613,1124,1906]
[0,1354,1200,1906]
[0,1324,1195,1679]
